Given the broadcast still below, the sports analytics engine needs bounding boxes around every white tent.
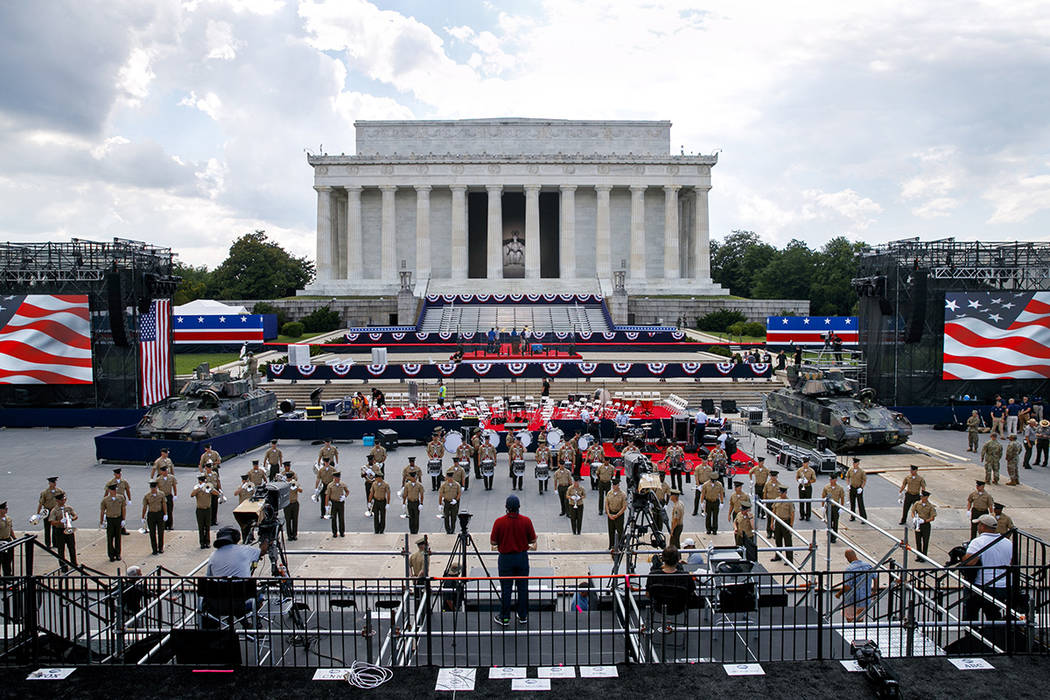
[173,299,249,316]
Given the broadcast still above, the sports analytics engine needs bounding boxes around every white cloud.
[178,90,224,120]
[912,197,959,219]
[205,20,241,60]
[117,47,155,103]
[985,174,1050,224]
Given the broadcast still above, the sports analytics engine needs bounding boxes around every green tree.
[207,230,315,300]
[173,263,212,305]
[752,239,816,300]
[710,230,778,297]
[809,237,867,315]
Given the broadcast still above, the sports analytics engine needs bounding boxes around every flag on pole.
[139,299,172,405]
[943,291,1050,380]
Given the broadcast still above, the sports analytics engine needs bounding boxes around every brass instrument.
[28,508,49,527]
[62,508,75,535]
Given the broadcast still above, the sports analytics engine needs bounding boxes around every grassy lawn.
[274,330,327,344]
[703,332,768,344]
[175,352,240,375]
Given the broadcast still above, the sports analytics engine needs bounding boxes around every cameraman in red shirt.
[490,495,537,625]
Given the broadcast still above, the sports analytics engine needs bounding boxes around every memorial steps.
[417,303,611,335]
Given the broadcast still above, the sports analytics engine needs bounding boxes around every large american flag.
[943,291,1050,380]
[765,316,858,345]
[139,299,172,405]
[0,294,92,384]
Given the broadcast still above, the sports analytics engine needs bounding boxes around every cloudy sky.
[1,0,1048,267]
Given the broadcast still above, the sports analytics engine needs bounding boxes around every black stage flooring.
[2,656,1049,699]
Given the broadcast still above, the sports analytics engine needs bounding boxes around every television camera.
[234,481,292,577]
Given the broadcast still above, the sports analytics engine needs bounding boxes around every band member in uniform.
[283,463,302,541]
[368,473,391,534]
[315,458,336,517]
[318,438,339,467]
[263,439,283,480]
[370,442,388,475]
[898,465,926,525]
[190,476,213,549]
[361,455,379,507]
[326,472,350,537]
[727,481,751,525]
[454,439,473,490]
[566,478,586,535]
[438,470,462,535]
[450,459,467,495]
[553,462,573,516]
[586,442,604,490]
[508,435,526,491]
[796,457,816,522]
[604,480,627,551]
[570,431,584,480]
[0,502,14,576]
[105,467,132,500]
[707,441,728,479]
[140,481,168,555]
[822,472,846,543]
[471,429,483,479]
[203,463,222,526]
[479,439,497,491]
[665,442,686,491]
[248,460,268,488]
[48,494,78,570]
[150,448,173,479]
[967,480,994,539]
[156,465,177,530]
[426,433,445,490]
[993,502,1013,535]
[763,471,782,537]
[37,476,64,548]
[701,475,725,535]
[749,457,769,520]
[403,471,425,534]
[771,487,795,563]
[409,537,429,581]
[734,503,756,562]
[595,457,615,514]
[199,444,221,472]
[910,490,936,555]
[402,456,423,486]
[558,440,577,481]
[535,439,551,494]
[692,459,714,516]
[669,489,685,548]
[99,484,127,562]
[846,457,867,520]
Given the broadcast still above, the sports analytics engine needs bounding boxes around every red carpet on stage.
[362,402,677,432]
[461,342,580,360]
[600,442,754,476]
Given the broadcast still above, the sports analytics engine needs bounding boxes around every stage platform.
[460,342,581,361]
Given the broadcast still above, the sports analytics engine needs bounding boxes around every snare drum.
[427,459,442,476]
[535,466,550,481]
[512,460,526,477]
[482,459,495,478]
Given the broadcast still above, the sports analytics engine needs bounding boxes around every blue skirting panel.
[0,408,147,428]
[95,421,277,466]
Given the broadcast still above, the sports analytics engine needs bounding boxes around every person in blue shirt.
[1006,398,1021,435]
[836,549,876,622]
[990,400,1005,436]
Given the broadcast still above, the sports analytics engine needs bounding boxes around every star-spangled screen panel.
[942,291,1050,380]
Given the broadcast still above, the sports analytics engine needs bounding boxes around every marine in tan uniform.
[235,473,255,504]
[190,476,213,548]
[326,472,350,537]
[846,457,867,520]
[898,466,926,525]
[248,460,268,487]
[553,464,573,516]
[909,490,936,555]
[692,460,715,516]
[763,471,782,536]
[967,480,995,539]
[993,503,1014,535]
[318,439,339,467]
[282,463,302,540]
[749,457,770,520]
[150,448,173,479]
[402,456,423,486]
[566,479,586,535]
[535,442,551,493]
[664,443,686,491]
[454,442,473,490]
[361,455,380,506]
[508,437,526,491]
[199,444,221,472]
[604,481,627,550]
[140,481,168,555]
[38,476,65,548]
[427,434,445,490]
[734,503,757,562]
[668,489,685,548]
[104,467,132,499]
[315,459,336,517]
[0,501,16,576]
[156,466,177,530]
[370,443,388,472]
[701,476,725,535]
[595,459,615,515]
[263,439,283,480]
[409,537,429,578]
[586,442,605,490]
[403,472,425,535]
[821,474,846,543]
[795,458,816,521]
[100,484,127,561]
[438,471,462,535]
[48,495,78,570]
[771,488,795,563]
[368,475,391,534]
[202,464,222,526]
[727,481,751,524]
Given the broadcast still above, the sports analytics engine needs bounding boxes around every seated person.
[681,538,706,567]
[646,546,697,608]
[202,526,263,620]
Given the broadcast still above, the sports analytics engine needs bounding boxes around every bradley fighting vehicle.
[765,365,911,451]
[136,364,277,440]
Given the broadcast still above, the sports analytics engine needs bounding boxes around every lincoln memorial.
[304,119,727,297]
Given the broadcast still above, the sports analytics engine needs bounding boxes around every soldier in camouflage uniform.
[980,433,1003,484]
[965,410,981,452]
[1004,434,1022,485]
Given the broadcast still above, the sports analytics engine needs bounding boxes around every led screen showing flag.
[140,299,172,405]
[765,316,858,345]
[943,291,1050,380]
[173,313,272,344]
[0,294,92,384]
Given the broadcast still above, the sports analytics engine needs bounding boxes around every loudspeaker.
[701,398,715,414]
[720,399,737,414]
[106,272,128,347]
[138,272,158,313]
[904,270,928,343]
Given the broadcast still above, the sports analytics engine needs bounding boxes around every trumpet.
[203,483,215,494]
[311,487,321,503]
[28,508,49,526]
[62,509,74,535]
[289,479,299,491]
[324,502,332,519]
[274,472,288,483]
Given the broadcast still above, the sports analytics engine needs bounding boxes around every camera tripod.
[609,488,668,577]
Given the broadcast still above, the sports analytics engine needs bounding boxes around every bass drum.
[546,427,564,449]
[443,431,464,452]
[484,429,501,447]
[516,430,533,449]
[578,434,595,451]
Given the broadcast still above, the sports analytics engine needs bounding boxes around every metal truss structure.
[0,238,176,287]
[860,238,1050,291]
